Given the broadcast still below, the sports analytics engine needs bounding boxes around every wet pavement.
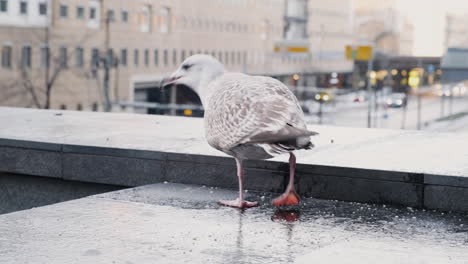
[1,183,468,264]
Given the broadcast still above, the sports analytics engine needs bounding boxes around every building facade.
[353,0,414,56]
[445,13,468,50]
[0,0,354,112]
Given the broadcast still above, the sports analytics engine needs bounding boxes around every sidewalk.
[427,112,468,132]
[1,183,467,264]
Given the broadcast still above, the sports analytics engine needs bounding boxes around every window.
[121,10,128,23]
[138,5,151,32]
[76,6,84,19]
[1,45,12,68]
[40,46,49,68]
[172,49,177,65]
[163,49,168,65]
[160,7,171,33]
[154,49,158,66]
[21,46,31,68]
[60,4,68,18]
[225,51,229,65]
[89,7,96,19]
[92,102,98,111]
[134,49,139,66]
[120,49,127,66]
[91,48,99,67]
[107,9,114,22]
[144,49,149,66]
[76,47,84,67]
[0,0,7,12]
[107,48,113,65]
[261,19,270,40]
[181,50,186,62]
[59,47,67,67]
[190,50,194,56]
[77,104,83,111]
[39,2,47,15]
[60,104,67,110]
[19,0,27,15]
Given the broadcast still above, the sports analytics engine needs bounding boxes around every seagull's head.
[162,54,225,96]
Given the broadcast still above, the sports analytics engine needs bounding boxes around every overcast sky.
[397,0,468,56]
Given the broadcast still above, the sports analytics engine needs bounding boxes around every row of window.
[0,0,48,16]
[1,45,256,69]
[59,4,100,20]
[0,1,277,36]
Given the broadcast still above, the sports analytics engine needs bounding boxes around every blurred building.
[353,0,414,56]
[308,0,354,71]
[441,13,468,82]
[0,0,355,112]
[445,13,468,50]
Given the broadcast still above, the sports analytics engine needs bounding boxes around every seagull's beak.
[160,76,181,88]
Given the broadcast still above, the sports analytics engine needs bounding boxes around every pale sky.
[397,0,468,56]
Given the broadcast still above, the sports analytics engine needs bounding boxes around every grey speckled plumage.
[204,72,317,160]
[164,54,317,208]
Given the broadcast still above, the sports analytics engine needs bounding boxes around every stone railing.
[1,107,467,212]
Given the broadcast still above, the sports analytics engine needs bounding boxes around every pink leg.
[219,158,259,209]
[272,153,301,206]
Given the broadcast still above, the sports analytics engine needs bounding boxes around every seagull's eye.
[182,64,193,70]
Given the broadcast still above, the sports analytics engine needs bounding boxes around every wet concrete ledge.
[1,183,468,263]
[0,107,468,212]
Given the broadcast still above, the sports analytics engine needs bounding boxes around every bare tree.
[1,21,96,109]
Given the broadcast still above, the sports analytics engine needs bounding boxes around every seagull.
[163,54,318,209]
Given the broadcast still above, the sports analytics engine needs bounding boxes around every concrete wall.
[0,172,122,214]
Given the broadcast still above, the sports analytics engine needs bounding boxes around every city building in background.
[353,0,414,56]
[445,12,468,50]
[308,0,354,71]
[0,0,359,113]
[441,13,468,82]
[350,0,429,92]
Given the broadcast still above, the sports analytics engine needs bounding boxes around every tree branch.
[20,70,43,108]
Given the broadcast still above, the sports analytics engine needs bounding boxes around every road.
[306,95,468,131]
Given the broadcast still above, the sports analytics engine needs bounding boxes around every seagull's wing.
[205,74,317,152]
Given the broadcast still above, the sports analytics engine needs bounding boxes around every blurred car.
[351,90,368,103]
[385,93,407,108]
[353,95,365,102]
[437,83,467,97]
[314,91,334,102]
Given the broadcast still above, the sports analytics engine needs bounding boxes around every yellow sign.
[357,46,372,61]
[274,46,309,53]
[345,45,373,61]
[345,45,355,60]
[274,40,309,53]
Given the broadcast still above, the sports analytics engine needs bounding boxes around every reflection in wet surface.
[108,189,468,263]
[1,185,468,263]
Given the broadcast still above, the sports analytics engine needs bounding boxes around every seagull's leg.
[272,153,301,206]
[219,158,259,208]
